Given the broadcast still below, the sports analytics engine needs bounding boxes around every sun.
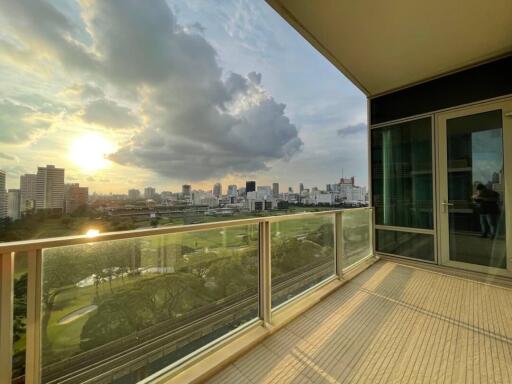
[69,133,115,172]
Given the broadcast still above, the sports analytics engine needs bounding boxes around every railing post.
[26,249,42,384]
[0,252,14,384]
[259,221,272,326]
[369,208,375,256]
[335,211,344,279]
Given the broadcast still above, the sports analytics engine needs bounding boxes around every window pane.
[41,225,258,383]
[376,229,434,261]
[372,117,433,229]
[271,216,335,307]
[343,209,372,267]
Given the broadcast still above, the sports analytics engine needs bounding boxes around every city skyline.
[0,1,367,194]
[1,165,365,198]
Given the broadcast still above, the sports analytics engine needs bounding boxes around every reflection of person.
[473,184,500,239]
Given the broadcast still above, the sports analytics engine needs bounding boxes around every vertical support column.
[259,221,272,327]
[335,212,344,279]
[0,252,14,384]
[26,249,42,384]
[369,208,375,256]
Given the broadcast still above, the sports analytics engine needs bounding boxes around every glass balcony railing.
[271,216,335,307]
[342,208,373,268]
[0,208,373,384]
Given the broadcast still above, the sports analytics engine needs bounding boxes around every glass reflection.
[446,109,506,268]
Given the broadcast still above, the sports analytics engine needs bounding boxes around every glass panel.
[41,224,258,383]
[372,117,433,229]
[446,110,506,268]
[12,253,27,384]
[271,216,335,307]
[343,209,372,267]
[376,230,434,261]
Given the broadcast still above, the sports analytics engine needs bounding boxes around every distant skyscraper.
[246,181,256,193]
[128,189,141,200]
[288,187,293,193]
[0,170,6,219]
[20,174,37,212]
[257,186,272,197]
[272,182,279,197]
[299,183,304,193]
[213,182,222,197]
[144,186,156,199]
[182,184,191,196]
[7,189,21,220]
[227,184,238,196]
[36,165,65,211]
[64,184,89,214]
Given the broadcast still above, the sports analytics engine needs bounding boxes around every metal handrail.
[0,207,370,253]
[0,207,373,384]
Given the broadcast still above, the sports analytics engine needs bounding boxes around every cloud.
[0,152,16,161]
[337,122,366,137]
[63,83,105,100]
[87,0,302,180]
[0,0,97,72]
[81,98,139,129]
[0,0,303,181]
[0,99,53,143]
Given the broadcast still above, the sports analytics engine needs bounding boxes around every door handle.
[441,201,454,212]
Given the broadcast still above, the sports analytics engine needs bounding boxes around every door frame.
[435,97,512,276]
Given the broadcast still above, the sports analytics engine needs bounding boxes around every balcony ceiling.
[267,0,512,97]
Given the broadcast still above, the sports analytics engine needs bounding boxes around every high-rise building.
[272,182,279,197]
[20,174,37,212]
[64,184,89,214]
[36,165,65,212]
[144,186,156,199]
[340,176,355,185]
[227,184,238,196]
[7,189,21,220]
[213,182,222,197]
[128,189,141,200]
[257,186,272,197]
[182,184,191,196]
[246,181,256,193]
[0,170,6,219]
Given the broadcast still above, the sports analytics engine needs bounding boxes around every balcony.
[0,208,374,384]
[209,259,512,383]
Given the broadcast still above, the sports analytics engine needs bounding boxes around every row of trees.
[35,223,332,369]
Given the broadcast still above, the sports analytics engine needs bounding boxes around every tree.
[208,256,254,297]
[13,273,27,342]
[42,249,86,353]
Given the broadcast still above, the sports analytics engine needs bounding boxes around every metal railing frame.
[0,207,373,383]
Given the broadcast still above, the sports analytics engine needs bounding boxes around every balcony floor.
[208,260,512,383]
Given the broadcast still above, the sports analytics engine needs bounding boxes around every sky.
[0,0,367,194]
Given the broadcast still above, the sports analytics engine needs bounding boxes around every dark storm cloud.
[0,0,303,181]
[82,98,139,129]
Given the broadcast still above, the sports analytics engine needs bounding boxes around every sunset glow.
[69,134,115,173]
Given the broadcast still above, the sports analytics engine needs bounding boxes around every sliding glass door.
[437,99,512,275]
